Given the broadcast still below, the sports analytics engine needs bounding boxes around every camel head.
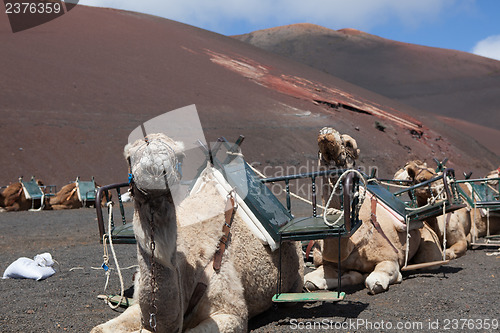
[394,160,442,206]
[317,127,360,168]
[125,133,185,196]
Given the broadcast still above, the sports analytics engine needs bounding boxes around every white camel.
[91,133,303,332]
[394,160,471,260]
[304,128,444,295]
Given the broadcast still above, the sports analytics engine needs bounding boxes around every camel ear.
[406,163,418,180]
[123,143,133,160]
[174,141,185,154]
[341,134,360,160]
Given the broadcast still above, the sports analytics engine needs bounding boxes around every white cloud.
[78,0,463,34]
[472,35,500,61]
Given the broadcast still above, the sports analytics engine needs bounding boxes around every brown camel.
[304,128,443,295]
[0,179,49,211]
[394,160,471,259]
[49,180,106,210]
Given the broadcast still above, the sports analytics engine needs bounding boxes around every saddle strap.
[213,192,237,272]
[66,187,78,201]
[370,196,399,254]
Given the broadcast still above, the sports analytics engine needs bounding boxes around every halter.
[127,136,181,196]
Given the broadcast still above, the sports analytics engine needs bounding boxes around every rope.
[404,215,410,268]
[323,169,367,227]
[487,208,490,237]
[103,201,125,310]
[442,202,447,261]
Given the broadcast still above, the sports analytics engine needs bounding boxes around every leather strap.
[66,186,78,201]
[370,196,399,254]
[305,240,315,261]
[213,193,237,272]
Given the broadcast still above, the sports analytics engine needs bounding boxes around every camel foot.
[364,261,402,295]
[445,249,457,260]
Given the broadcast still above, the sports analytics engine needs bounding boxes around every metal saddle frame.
[19,176,46,211]
[368,168,466,270]
[370,168,465,224]
[75,176,97,207]
[19,176,56,211]
[456,176,500,246]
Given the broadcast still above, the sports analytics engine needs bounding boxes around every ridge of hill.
[233,23,500,156]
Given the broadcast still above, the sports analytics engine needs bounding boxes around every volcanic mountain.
[1,7,498,189]
[234,23,500,156]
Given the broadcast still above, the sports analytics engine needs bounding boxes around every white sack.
[2,252,56,281]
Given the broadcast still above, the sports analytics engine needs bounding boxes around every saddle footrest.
[471,241,500,247]
[484,235,500,240]
[272,291,345,303]
[401,260,449,271]
[97,295,134,307]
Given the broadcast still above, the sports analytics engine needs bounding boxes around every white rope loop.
[104,200,125,310]
[323,169,367,227]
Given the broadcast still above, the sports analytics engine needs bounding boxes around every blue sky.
[78,0,500,60]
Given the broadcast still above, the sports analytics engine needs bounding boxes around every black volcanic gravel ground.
[0,208,499,332]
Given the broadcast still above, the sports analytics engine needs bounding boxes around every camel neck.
[134,191,178,268]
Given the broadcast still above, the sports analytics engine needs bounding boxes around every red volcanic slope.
[234,23,500,156]
[0,7,498,189]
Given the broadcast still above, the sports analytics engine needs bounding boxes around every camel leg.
[304,261,365,291]
[187,314,246,333]
[445,240,468,260]
[443,213,469,260]
[412,225,443,267]
[90,303,142,333]
[364,260,402,295]
[5,204,20,211]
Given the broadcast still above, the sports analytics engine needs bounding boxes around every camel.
[49,180,105,210]
[304,127,443,295]
[49,183,83,210]
[394,160,471,260]
[91,133,303,332]
[0,179,49,211]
